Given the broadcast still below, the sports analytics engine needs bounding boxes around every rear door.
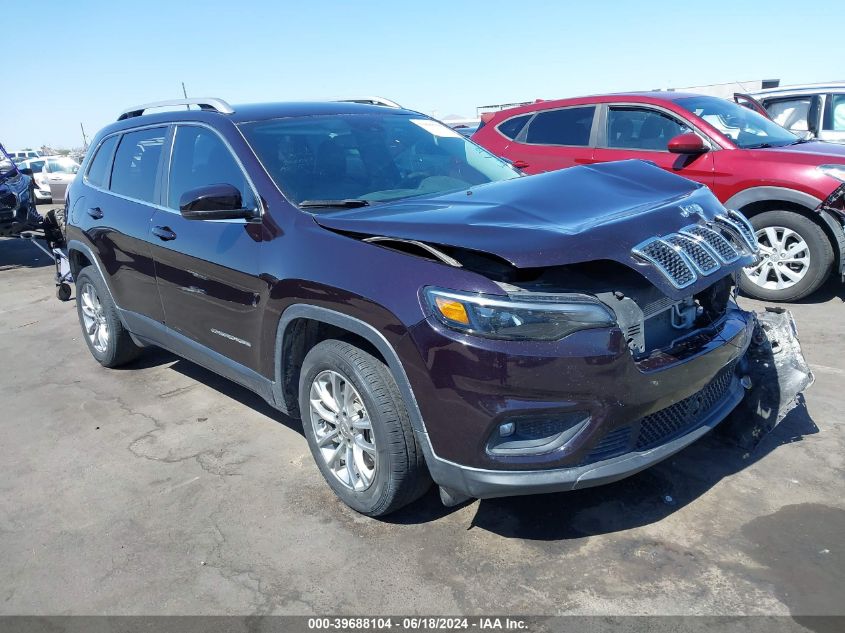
[148,124,264,370]
[502,105,598,174]
[80,127,166,321]
[591,104,715,188]
[734,93,771,118]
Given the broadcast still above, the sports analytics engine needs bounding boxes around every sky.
[4,0,843,149]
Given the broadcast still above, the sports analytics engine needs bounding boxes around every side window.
[823,94,845,132]
[85,136,119,188]
[497,114,531,140]
[766,97,811,132]
[167,126,253,210]
[524,106,595,146]
[606,107,690,151]
[109,127,167,203]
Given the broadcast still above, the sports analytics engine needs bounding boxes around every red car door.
[503,105,598,174]
[591,104,715,189]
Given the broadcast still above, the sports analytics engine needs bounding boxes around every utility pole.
[80,123,89,150]
[182,82,189,110]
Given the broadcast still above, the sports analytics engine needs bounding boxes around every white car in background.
[8,149,43,162]
[736,82,845,144]
[19,156,80,203]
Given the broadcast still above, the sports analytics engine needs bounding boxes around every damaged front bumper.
[422,308,812,501]
[722,308,814,449]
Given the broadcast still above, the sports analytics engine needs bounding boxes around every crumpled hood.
[314,160,751,298]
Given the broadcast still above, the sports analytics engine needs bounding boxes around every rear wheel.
[75,266,142,367]
[299,339,431,516]
[739,210,833,301]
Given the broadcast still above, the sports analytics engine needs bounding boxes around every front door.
[591,105,715,188]
[148,124,265,371]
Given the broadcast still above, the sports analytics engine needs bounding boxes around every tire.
[75,266,142,367]
[53,205,67,240]
[738,210,834,301]
[299,339,431,516]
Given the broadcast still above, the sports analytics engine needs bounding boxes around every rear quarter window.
[496,114,531,140]
[85,136,119,188]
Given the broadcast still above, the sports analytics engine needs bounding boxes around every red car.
[472,92,845,301]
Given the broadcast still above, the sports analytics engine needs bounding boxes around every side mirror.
[179,183,257,221]
[667,133,708,155]
[19,167,33,177]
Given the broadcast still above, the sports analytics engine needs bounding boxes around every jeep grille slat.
[678,225,741,264]
[665,234,720,275]
[632,238,697,289]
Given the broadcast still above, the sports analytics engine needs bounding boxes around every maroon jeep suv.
[473,93,845,301]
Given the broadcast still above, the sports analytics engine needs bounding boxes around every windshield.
[238,113,519,207]
[675,96,798,149]
[48,158,80,174]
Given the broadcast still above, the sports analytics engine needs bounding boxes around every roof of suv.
[485,91,716,119]
[100,101,421,138]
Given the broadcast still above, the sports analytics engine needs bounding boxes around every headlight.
[423,287,616,341]
[818,164,845,183]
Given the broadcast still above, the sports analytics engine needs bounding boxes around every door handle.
[86,207,103,219]
[152,225,177,241]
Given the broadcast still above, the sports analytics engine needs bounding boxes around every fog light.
[487,412,591,456]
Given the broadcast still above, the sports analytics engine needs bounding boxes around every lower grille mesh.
[635,363,736,450]
[580,363,737,465]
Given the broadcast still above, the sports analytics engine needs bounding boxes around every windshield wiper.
[299,199,370,209]
[743,142,774,149]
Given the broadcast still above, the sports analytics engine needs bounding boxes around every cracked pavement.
[1,231,843,617]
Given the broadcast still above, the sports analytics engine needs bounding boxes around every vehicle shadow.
[0,237,54,270]
[125,347,304,435]
[386,399,819,533]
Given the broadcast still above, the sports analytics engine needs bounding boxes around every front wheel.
[739,210,834,301]
[299,339,431,516]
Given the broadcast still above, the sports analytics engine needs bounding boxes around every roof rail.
[335,96,403,109]
[117,98,234,121]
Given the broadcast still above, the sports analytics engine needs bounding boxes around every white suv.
[737,82,845,144]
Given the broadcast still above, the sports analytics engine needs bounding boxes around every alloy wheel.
[309,370,378,492]
[742,226,811,291]
[80,282,110,353]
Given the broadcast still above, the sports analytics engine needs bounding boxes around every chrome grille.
[666,234,720,275]
[633,238,696,288]
[633,214,758,289]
